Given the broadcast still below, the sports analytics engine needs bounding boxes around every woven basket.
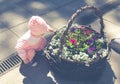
[45,6,111,81]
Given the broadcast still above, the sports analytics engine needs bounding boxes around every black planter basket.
[45,6,111,81]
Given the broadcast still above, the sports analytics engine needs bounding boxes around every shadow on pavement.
[19,53,55,84]
[96,61,117,84]
[48,61,116,84]
[109,38,120,54]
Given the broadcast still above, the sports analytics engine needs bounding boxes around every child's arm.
[15,40,29,63]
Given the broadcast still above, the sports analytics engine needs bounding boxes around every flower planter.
[49,56,107,81]
[45,6,111,81]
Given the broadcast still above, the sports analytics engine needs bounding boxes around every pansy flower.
[70,28,75,33]
[92,36,97,41]
[84,29,91,34]
[69,38,77,44]
[87,39,93,44]
[87,46,96,53]
[79,25,85,30]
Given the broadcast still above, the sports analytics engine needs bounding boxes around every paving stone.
[104,20,120,41]
[0,0,21,4]
[42,11,68,30]
[0,3,31,30]
[85,0,120,25]
[49,0,74,6]
[10,22,28,37]
[0,21,8,33]
[85,0,113,7]
[15,0,57,15]
[0,30,18,60]
[0,1,22,32]
[43,0,86,29]
[0,66,28,84]
[103,5,120,26]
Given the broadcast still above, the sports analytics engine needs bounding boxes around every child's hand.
[47,28,55,32]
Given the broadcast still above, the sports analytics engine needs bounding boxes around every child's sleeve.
[15,40,29,59]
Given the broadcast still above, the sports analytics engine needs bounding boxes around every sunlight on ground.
[29,1,46,10]
[104,5,120,26]
[0,0,3,2]
[1,11,28,28]
[10,22,28,37]
[0,30,18,60]
[85,0,112,6]
[104,20,120,41]
[109,51,120,83]
[0,66,25,84]
[43,11,67,29]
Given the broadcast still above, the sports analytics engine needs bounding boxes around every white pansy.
[98,38,104,43]
[73,54,80,60]
[53,48,59,54]
[98,49,103,54]
[102,49,108,57]
[98,49,108,57]
[49,46,53,49]
[80,52,89,57]
[78,52,89,60]
[51,52,55,55]
[63,46,68,50]
[85,61,90,67]
[92,54,97,59]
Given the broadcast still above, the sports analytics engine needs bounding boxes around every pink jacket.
[15,16,54,63]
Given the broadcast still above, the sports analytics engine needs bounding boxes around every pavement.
[0,0,120,84]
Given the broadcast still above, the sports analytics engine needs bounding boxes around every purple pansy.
[87,39,93,44]
[92,36,97,41]
[97,53,101,57]
[70,28,75,32]
[87,46,96,53]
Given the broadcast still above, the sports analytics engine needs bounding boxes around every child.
[15,16,54,67]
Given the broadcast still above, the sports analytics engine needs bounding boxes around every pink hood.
[28,16,53,35]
